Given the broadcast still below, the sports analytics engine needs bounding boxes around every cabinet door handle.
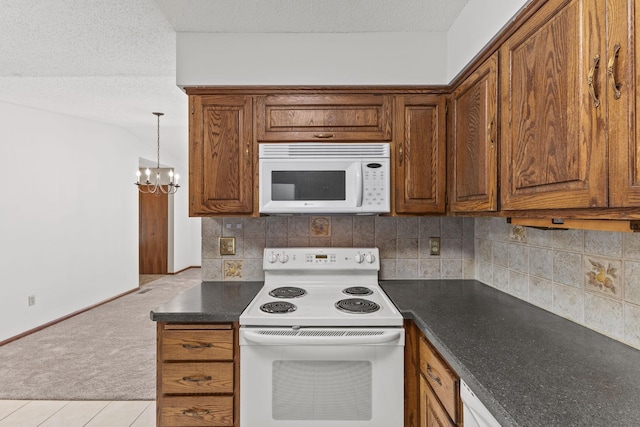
[313,133,335,139]
[182,375,212,382]
[183,408,211,417]
[608,43,622,100]
[487,117,495,148]
[587,55,601,108]
[182,343,213,349]
[398,144,404,166]
[426,364,443,386]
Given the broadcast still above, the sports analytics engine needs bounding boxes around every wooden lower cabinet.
[157,323,239,427]
[405,321,461,427]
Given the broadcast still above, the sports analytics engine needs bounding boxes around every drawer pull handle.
[182,343,213,349]
[426,364,443,386]
[313,133,335,139]
[183,375,212,382]
[183,408,211,417]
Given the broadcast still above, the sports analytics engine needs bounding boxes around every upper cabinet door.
[608,0,639,207]
[500,0,607,210]
[189,95,254,216]
[394,95,447,214]
[256,94,392,141]
[449,52,499,213]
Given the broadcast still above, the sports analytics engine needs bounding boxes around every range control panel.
[263,248,379,270]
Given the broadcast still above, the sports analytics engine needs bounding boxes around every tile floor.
[0,400,154,427]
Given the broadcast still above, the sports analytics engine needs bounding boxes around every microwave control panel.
[362,161,389,210]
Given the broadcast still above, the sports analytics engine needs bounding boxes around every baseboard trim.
[0,287,139,347]
[169,266,200,275]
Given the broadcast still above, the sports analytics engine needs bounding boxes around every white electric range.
[239,247,405,427]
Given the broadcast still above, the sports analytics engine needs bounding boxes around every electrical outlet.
[219,237,236,255]
[28,295,36,306]
[429,237,441,256]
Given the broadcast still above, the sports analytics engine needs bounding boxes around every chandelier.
[135,112,180,195]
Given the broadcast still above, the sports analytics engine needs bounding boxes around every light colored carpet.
[0,268,201,400]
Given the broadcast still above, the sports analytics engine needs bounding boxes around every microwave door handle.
[243,330,402,345]
[356,163,363,207]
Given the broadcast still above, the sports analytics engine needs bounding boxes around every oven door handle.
[242,330,403,345]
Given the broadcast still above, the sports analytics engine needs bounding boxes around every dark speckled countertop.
[151,279,640,426]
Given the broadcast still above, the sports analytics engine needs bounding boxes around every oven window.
[272,360,372,421]
[271,171,346,201]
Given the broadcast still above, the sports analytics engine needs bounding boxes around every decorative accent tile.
[223,260,243,279]
[509,225,527,243]
[311,217,331,237]
[584,256,621,299]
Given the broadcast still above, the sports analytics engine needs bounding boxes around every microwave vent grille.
[260,143,389,158]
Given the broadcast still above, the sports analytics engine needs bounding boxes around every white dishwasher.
[460,380,502,427]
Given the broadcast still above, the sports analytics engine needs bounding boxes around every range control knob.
[364,252,376,263]
[278,253,289,263]
[267,252,278,263]
[354,253,365,264]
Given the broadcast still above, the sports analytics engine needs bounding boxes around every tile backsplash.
[201,216,475,282]
[201,215,640,350]
[476,217,640,350]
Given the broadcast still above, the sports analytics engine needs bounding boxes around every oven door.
[239,327,405,427]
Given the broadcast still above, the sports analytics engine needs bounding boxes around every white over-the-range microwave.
[258,142,390,215]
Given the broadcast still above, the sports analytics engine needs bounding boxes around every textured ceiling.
[0,0,468,159]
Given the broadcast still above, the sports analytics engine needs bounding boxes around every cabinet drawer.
[160,395,233,426]
[162,362,234,394]
[421,374,455,427]
[162,330,234,361]
[419,338,459,423]
[256,94,392,141]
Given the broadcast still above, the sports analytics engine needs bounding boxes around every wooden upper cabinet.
[449,52,499,213]
[608,0,639,207]
[256,94,392,141]
[394,95,446,214]
[500,0,607,210]
[189,95,254,216]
